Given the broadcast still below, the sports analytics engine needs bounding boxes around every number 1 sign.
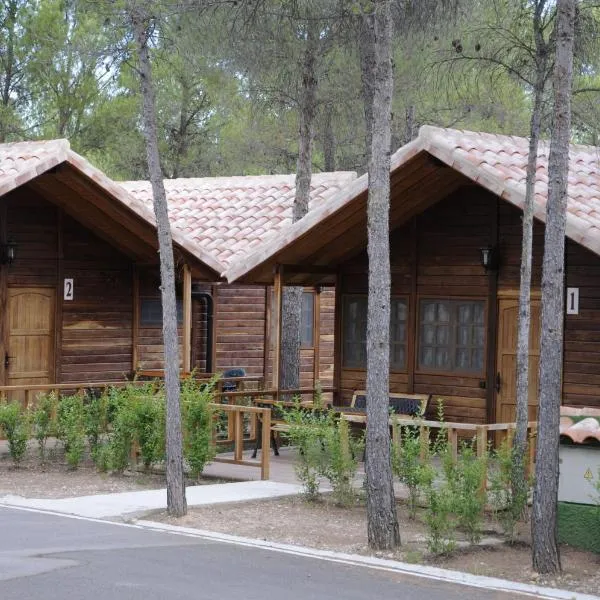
[566,287,579,315]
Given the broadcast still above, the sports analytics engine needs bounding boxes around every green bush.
[133,391,165,470]
[0,402,28,465]
[284,402,331,500]
[424,483,457,554]
[30,392,57,463]
[103,385,139,473]
[183,376,216,480]
[56,395,86,468]
[489,438,529,541]
[392,423,435,519]
[83,391,109,459]
[320,416,364,506]
[444,442,488,544]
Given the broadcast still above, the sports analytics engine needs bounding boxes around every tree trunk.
[279,20,318,391]
[131,7,187,518]
[531,0,575,574]
[512,0,548,515]
[360,0,400,551]
[323,106,336,172]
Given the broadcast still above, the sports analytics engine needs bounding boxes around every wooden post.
[182,263,192,374]
[448,426,459,462]
[476,425,487,458]
[132,266,140,373]
[261,407,271,480]
[419,425,430,459]
[234,408,243,462]
[272,266,283,390]
[313,287,321,387]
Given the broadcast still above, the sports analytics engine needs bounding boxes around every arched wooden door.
[6,288,55,392]
[495,296,541,424]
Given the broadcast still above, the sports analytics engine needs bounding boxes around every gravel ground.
[0,440,226,499]
[156,496,600,597]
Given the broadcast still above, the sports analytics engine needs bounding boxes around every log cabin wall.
[339,186,496,423]
[2,186,134,384]
[61,214,133,382]
[264,287,336,389]
[136,269,183,371]
[563,240,600,407]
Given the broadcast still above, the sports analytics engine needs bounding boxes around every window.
[418,299,485,373]
[140,297,183,326]
[342,295,407,370]
[301,291,314,348]
[269,290,315,348]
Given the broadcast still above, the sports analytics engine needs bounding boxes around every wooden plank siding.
[339,186,496,423]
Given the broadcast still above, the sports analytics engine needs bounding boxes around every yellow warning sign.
[584,468,593,481]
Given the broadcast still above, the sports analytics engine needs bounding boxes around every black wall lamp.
[1,240,17,266]
[479,245,498,272]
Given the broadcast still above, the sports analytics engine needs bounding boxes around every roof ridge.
[120,171,357,187]
[419,124,600,153]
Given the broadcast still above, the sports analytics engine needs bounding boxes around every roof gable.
[224,126,600,283]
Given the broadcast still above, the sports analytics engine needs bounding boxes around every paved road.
[0,507,526,600]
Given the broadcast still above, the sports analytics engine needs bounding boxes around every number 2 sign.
[64,278,74,301]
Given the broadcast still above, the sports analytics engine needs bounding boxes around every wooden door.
[6,288,55,392]
[495,296,541,424]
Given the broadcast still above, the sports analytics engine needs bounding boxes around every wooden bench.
[339,391,430,423]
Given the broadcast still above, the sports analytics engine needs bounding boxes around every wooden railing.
[341,411,538,473]
[0,375,265,409]
[209,403,271,480]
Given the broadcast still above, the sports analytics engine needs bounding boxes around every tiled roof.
[560,406,600,445]
[0,140,227,275]
[224,126,600,282]
[121,173,357,269]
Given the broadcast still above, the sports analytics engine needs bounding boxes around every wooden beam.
[54,207,64,384]
[0,203,7,385]
[486,196,500,424]
[182,263,192,373]
[333,271,343,404]
[281,264,338,276]
[132,266,140,373]
[407,217,418,393]
[313,287,321,387]
[263,285,270,385]
[272,266,283,390]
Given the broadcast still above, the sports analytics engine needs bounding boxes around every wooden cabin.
[225,126,600,424]
[0,140,347,393]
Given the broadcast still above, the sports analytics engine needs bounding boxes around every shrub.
[392,423,435,519]
[489,438,529,541]
[56,394,86,468]
[183,376,217,480]
[83,391,109,460]
[103,385,140,473]
[30,392,57,462]
[444,441,488,544]
[284,401,331,500]
[133,391,165,471]
[0,402,28,465]
[424,483,457,554]
[320,416,364,506]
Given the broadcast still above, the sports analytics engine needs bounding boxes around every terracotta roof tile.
[121,172,357,270]
[560,406,600,444]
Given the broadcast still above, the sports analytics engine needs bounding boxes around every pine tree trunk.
[131,8,187,518]
[323,107,336,172]
[512,0,548,514]
[531,0,575,574]
[280,21,318,391]
[360,0,400,551]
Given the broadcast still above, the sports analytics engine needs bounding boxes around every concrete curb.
[135,519,600,600]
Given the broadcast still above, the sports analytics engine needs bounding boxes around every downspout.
[191,290,213,374]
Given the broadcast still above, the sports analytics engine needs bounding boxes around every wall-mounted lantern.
[1,240,17,266]
[479,245,498,272]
